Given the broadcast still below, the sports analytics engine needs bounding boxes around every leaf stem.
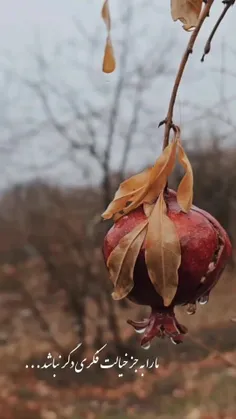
[161,0,215,151]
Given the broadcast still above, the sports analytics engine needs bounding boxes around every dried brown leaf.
[176,140,193,212]
[145,190,181,306]
[107,220,148,300]
[103,168,152,219]
[102,0,116,73]
[114,138,178,220]
[102,139,177,221]
[171,0,203,31]
[114,168,152,201]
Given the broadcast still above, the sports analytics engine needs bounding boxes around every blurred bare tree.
[0,2,176,356]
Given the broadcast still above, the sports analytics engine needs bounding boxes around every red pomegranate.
[103,189,232,347]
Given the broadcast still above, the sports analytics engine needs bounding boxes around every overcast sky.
[0,0,235,190]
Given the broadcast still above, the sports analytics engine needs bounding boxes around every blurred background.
[0,0,236,418]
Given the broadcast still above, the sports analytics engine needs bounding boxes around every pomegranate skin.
[103,189,232,310]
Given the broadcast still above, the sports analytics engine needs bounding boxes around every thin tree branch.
[160,0,215,150]
[181,99,236,131]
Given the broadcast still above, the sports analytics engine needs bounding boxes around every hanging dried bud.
[101,0,116,73]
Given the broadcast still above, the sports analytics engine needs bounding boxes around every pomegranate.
[103,189,232,347]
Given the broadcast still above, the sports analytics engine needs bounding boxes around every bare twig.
[201,0,235,62]
[160,0,215,150]
[180,98,236,130]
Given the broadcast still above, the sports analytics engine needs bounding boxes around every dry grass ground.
[0,264,235,419]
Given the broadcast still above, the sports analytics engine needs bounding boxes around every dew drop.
[141,342,151,350]
[135,327,146,334]
[199,294,209,305]
[186,303,196,315]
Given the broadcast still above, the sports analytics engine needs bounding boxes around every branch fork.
[160,0,234,150]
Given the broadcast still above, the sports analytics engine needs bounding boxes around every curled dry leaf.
[107,220,148,300]
[104,168,152,220]
[143,138,177,204]
[171,0,203,31]
[102,138,178,221]
[102,0,116,73]
[176,140,193,212]
[145,190,181,306]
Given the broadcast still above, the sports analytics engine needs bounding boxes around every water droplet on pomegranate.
[141,342,151,350]
[134,327,146,334]
[186,303,196,315]
[198,293,209,305]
